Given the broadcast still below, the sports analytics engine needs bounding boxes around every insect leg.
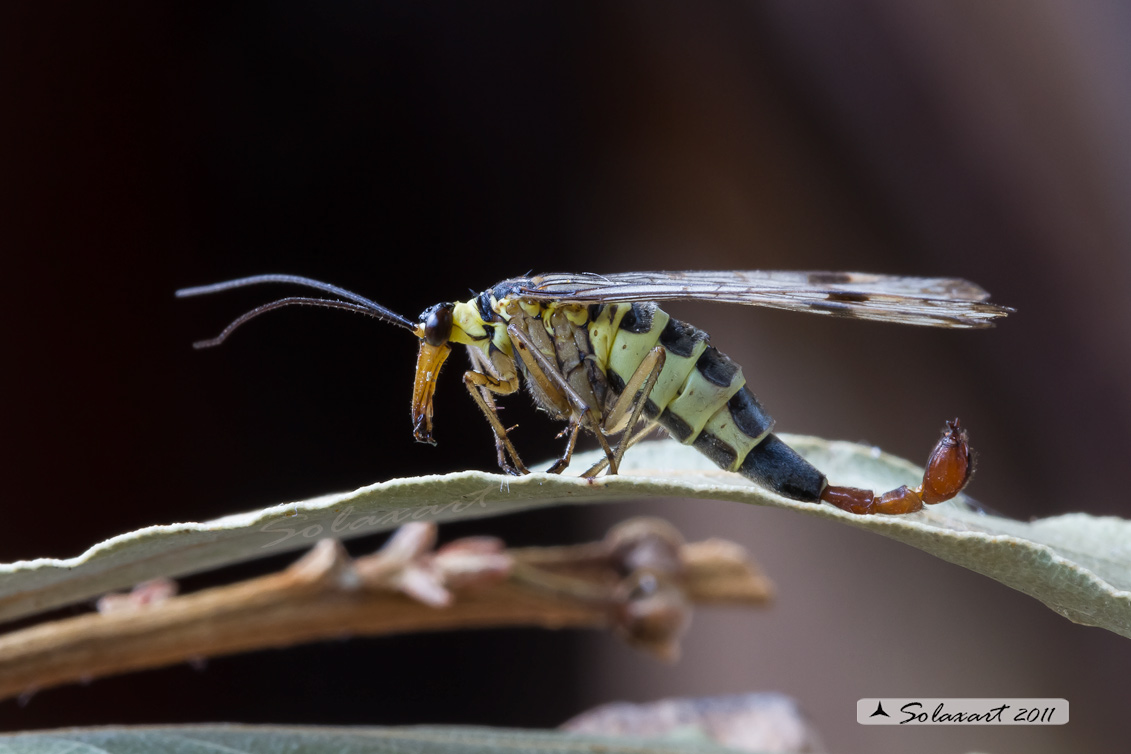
[505,323,618,473]
[545,421,581,474]
[820,419,973,515]
[601,346,666,473]
[464,349,525,474]
[603,347,665,431]
[462,369,529,475]
[581,421,660,477]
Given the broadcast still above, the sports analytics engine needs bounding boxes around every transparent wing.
[510,270,1013,329]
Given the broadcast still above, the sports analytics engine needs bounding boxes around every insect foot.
[819,419,973,516]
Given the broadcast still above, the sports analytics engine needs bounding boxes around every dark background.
[4,2,1130,752]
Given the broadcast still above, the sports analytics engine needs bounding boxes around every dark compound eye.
[421,303,454,346]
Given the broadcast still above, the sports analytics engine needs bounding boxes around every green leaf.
[0,724,744,754]
[1,436,1128,639]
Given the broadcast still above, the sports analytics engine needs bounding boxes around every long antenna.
[177,274,417,347]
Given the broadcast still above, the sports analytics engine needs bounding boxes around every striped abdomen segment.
[597,302,826,502]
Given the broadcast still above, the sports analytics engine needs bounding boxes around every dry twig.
[0,517,771,702]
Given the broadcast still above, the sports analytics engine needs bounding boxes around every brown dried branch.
[0,517,771,703]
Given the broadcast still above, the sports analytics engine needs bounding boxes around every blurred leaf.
[563,692,823,753]
[1,436,1129,639]
[0,725,747,754]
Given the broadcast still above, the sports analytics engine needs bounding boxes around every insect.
[178,270,1012,515]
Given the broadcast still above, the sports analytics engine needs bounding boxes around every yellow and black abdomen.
[596,302,826,502]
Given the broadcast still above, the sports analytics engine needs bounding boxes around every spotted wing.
[511,270,1012,329]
